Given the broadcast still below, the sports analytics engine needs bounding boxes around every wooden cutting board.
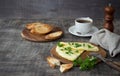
[21,26,63,42]
[50,43,107,64]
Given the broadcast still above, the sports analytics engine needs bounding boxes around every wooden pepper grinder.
[103,3,115,32]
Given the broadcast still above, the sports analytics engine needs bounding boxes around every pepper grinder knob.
[103,3,115,32]
[105,3,115,15]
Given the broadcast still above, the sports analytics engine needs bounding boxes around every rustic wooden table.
[0,19,120,76]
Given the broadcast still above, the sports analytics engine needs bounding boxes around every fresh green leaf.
[73,57,83,67]
[79,56,97,71]
[73,60,78,67]
[73,56,97,70]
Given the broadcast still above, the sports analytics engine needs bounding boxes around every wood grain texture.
[0,0,120,19]
[0,19,120,76]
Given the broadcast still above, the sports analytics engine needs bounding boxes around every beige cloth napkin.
[89,29,120,57]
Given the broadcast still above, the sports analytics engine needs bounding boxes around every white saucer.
[68,25,99,37]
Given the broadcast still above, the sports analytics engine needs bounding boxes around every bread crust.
[60,63,73,73]
[26,22,42,30]
[26,22,53,35]
[45,31,63,40]
[47,56,60,68]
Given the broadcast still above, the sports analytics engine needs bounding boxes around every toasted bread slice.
[47,56,60,68]
[60,63,73,73]
[31,23,53,35]
[45,31,63,40]
[26,22,42,30]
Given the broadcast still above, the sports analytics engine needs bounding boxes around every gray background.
[0,0,120,19]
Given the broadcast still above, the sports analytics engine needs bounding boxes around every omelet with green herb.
[56,42,99,61]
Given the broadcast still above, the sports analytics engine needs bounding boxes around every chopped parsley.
[60,49,64,51]
[83,43,85,47]
[65,50,73,55]
[68,42,74,45]
[64,47,72,51]
[64,47,73,55]
[75,50,79,53]
[88,45,93,48]
[74,43,82,48]
[57,42,64,47]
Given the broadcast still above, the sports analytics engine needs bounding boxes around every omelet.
[56,42,99,61]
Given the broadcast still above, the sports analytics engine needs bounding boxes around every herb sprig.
[73,56,97,71]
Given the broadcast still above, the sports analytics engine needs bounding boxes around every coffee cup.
[75,17,93,35]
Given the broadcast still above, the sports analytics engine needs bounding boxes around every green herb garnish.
[73,57,82,67]
[83,43,85,47]
[88,45,93,48]
[64,47,72,51]
[64,47,73,55]
[73,56,97,71]
[57,42,64,47]
[74,43,82,48]
[60,49,64,51]
[65,50,73,55]
[68,42,74,45]
[75,50,79,53]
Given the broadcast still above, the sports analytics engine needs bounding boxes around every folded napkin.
[89,29,120,57]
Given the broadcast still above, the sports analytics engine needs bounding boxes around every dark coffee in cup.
[75,17,93,34]
[76,20,91,23]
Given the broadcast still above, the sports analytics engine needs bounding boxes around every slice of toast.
[31,23,53,35]
[47,56,60,68]
[60,63,73,73]
[45,31,63,40]
[26,22,42,30]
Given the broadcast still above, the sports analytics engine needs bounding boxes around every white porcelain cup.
[75,17,93,35]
